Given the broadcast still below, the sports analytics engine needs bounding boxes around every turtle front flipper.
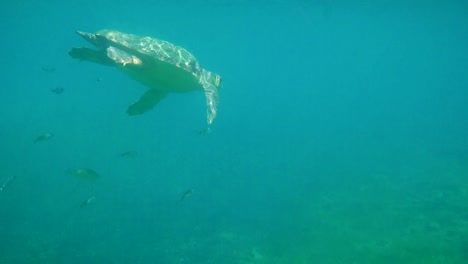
[68,47,114,66]
[127,89,168,115]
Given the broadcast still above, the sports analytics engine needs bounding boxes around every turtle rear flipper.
[68,47,114,66]
[127,90,168,115]
[200,69,222,125]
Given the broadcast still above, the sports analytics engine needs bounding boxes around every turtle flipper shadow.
[127,89,168,115]
[68,47,114,66]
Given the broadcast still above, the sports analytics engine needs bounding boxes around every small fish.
[69,168,99,180]
[179,189,193,202]
[0,176,15,192]
[80,196,95,208]
[42,65,56,73]
[198,127,212,135]
[34,133,54,143]
[51,86,64,94]
[97,77,103,83]
[120,151,138,158]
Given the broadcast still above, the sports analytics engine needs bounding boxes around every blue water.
[1,1,467,263]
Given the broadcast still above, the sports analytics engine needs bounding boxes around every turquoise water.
[1,1,468,263]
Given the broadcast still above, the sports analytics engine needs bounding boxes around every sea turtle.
[69,30,222,125]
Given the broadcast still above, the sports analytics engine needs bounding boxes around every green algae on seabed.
[69,168,99,180]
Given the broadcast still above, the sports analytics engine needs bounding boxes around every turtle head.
[76,31,109,49]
